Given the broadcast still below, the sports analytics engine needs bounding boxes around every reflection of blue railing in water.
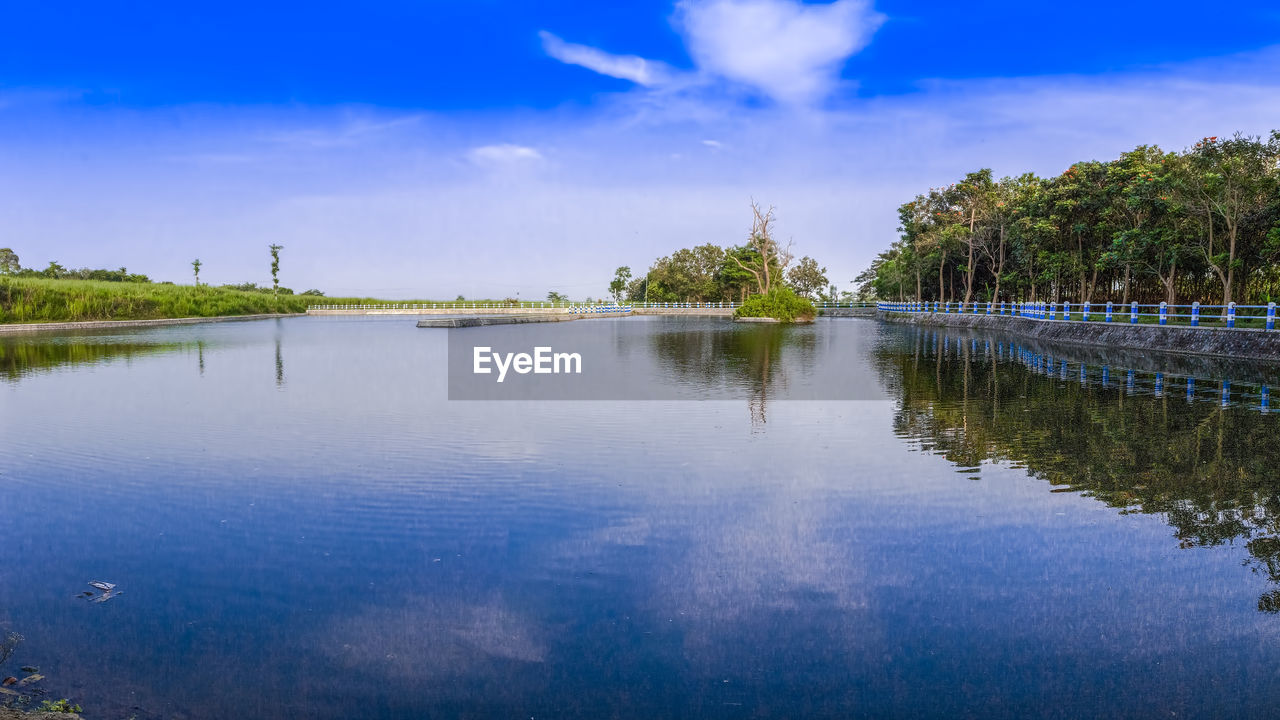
[924,330,1274,414]
[878,300,1279,330]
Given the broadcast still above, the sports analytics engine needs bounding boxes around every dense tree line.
[620,244,833,303]
[859,132,1280,307]
[613,203,835,304]
[0,249,154,283]
[0,246,322,296]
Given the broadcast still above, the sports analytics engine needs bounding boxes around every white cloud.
[701,139,723,149]
[542,0,885,105]
[468,144,543,164]
[539,31,674,87]
[675,0,885,104]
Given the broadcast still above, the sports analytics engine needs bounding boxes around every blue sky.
[2,1,1279,297]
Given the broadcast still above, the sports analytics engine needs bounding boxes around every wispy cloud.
[468,143,543,164]
[675,0,885,104]
[541,0,885,105]
[539,31,675,87]
[266,114,424,148]
[165,152,259,166]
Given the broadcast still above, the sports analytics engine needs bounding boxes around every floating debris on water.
[81,580,123,603]
[19,666,37,674]
[1,677,15,687]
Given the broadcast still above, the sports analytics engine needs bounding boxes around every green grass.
[0,277,390,324]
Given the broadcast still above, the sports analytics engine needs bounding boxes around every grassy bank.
[0,277,386,323]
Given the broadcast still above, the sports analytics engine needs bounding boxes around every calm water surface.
[3,315,1280,719]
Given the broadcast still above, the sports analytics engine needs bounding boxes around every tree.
[546,291,567,303]
[0,248,18,274]
[946,169,994,306]
[625,275,649,302]
[1176,132,1280,308]
[895,196,936,300]
[609,266,632,303]
[729,201,793,295]
[42,261,66,279]
[979,174,1039,304]
[1104,146,1190,306]
[268,244,284,296]
[861,129,1280,307]
[787,256,828,299]
[717,246,760,302]
[647,244,724,301]
[191,258,202,286]
[623,233,828,304]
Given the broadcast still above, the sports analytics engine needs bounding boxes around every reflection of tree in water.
[648,323,816,425]
[274,334,285,388]
[874,327,1280,613]
[0,336,188,382]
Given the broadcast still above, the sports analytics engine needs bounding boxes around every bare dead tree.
[730,201,794,295]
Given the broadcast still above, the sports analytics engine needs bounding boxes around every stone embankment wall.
[631,308,733,316]
[308,307,563,316]
[880,311,1280,362]
[0,313,296,335]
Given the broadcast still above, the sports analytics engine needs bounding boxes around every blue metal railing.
[877,300,1279,330]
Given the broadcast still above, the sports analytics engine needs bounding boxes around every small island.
[733,286,816,323]
[604,202,827,324]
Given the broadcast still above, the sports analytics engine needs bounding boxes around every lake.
[3,315,1280,719]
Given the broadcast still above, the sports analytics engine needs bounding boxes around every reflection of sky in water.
[2,316,1280,718]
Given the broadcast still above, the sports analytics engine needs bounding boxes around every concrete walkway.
[0,313,297,335]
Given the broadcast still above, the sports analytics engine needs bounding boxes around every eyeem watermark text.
[473,346,582,382]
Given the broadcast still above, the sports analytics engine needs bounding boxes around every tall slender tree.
[268,244,284,296]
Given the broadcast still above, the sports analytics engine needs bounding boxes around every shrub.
[733,286,816,323]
